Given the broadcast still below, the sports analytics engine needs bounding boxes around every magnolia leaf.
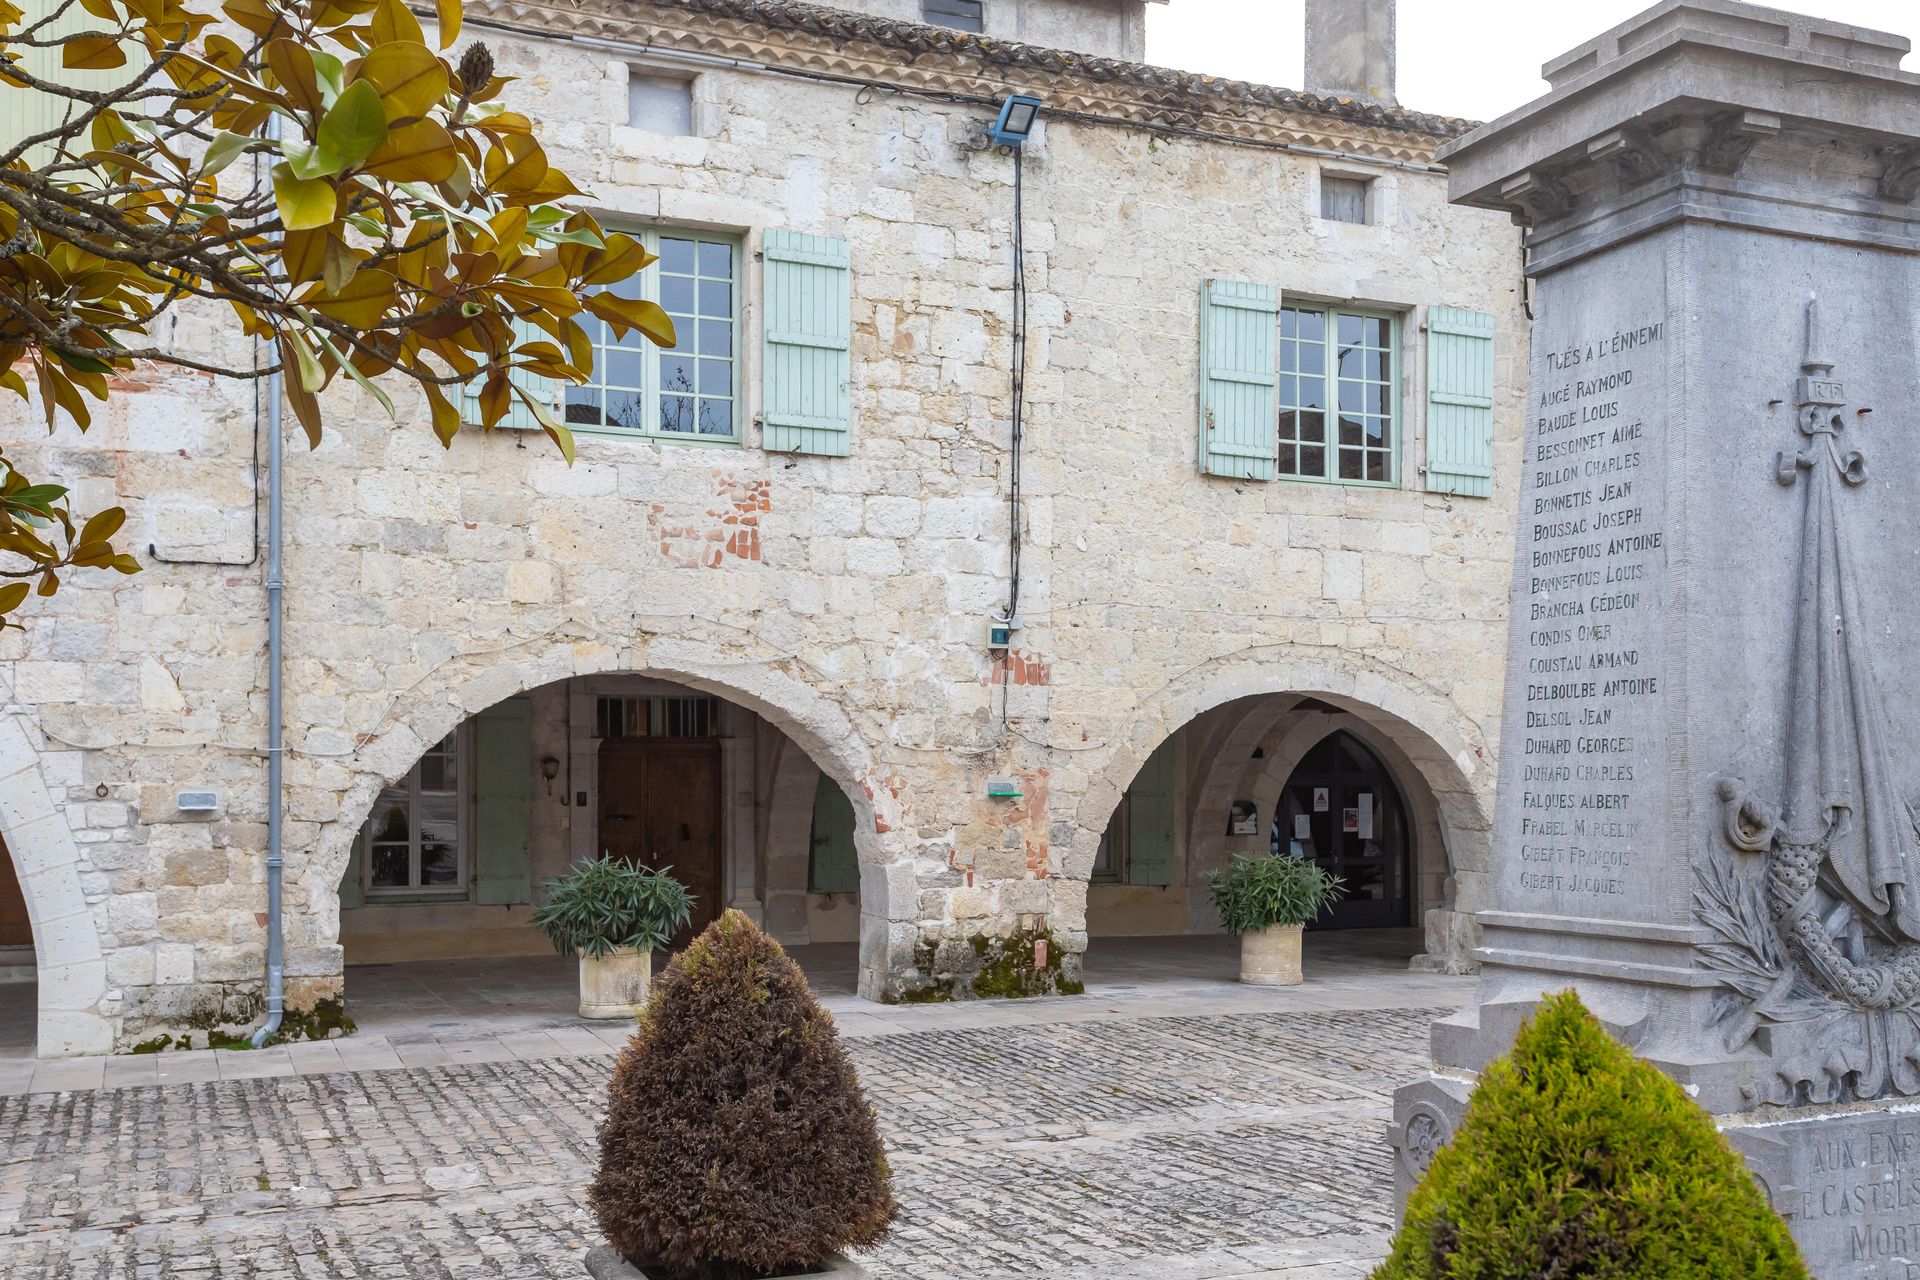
[36,570,58,598]
[62,35,127,70]
[110,554,142,575]
[271,164,337,231]
[266,39,325,118]
[362,116,456,183]
[321,232,362,295]
[308,267,397,330]
[423,379,461,444]
[282,139,343,180]
[584,293,675,347]
[434,0,462,47]
[317,78,389,172]
[371,0,426,48]
[355,41,451,120]
[281,226,328,285]
[0,583,29,615]
[518,386,576,464]
[78,508,126,546]
[282,330,329,394]
[200,130,254,177]
[482,133,548,194]
[319,336,398,419]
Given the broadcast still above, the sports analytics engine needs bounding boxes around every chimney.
[1305,0,1396,106]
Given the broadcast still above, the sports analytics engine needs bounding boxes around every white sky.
[1144,1,1915,122]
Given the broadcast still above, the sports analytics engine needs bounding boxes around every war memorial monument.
[1391,2,1920,1274]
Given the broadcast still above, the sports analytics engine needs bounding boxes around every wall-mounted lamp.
[987,94,1043,148]
[541,755,561,795]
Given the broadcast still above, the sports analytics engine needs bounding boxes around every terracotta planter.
[1238,923,1304,986]
[578,945,651,1019]
[584,1245,862,1279]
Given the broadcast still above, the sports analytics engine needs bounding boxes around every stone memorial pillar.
[1390,3,1920,1272]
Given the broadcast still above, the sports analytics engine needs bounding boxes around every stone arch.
[1067,647,1494,963]
[0,715,112,1057]
[304,637,895,964]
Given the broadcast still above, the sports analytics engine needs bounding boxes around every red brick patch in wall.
[986,648,1051,687]
[649,471,772,567]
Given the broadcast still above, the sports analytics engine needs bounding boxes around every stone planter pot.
[578,946,651,1019]
[1238,923,1304,986]
[585,1245,863,1279]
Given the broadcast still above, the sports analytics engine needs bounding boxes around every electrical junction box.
[988,623,1012,650]
[985,777,1023,799]
[177,791,219,812]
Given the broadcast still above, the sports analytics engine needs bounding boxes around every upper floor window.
[627,70,692,135]
[923,0,984,33]
[1320,175,1371,224]
[568,229,739,443]
[1278,305,1397,485]
[361,733,463,895]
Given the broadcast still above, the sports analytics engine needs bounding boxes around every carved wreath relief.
[1696,298,1920,1105]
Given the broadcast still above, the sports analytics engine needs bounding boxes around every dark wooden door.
[598,741,722,949]
[0,834,27,947]
[1270,732,1411,930]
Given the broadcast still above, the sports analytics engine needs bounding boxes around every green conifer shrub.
[591,910,897,1280]
[1375,989,1808,1280]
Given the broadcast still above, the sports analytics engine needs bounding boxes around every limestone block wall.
[0,8,1523,1051]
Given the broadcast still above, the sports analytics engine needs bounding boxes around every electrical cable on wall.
[1000,146,1028,725]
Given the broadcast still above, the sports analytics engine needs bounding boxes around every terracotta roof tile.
[657,0,1476,139]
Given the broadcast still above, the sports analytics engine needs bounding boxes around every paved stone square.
[0,938,1463,1279]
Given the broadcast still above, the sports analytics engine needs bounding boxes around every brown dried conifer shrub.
[592,910,897,1279]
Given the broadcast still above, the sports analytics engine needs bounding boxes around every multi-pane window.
[565,229,738,443]
[924,0,984,32]
[1278,305,1396,484]
[595,696,720,740]
[361,733,462,894]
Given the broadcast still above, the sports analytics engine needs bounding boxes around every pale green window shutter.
[1126,740,1177,887]
[462,316,555,430]
[808,772,859,893]
[762,230,852,456]
[1199,280,1279,481]
[1425,306,1496,498]
[339,836,366,909]
[6,8,146,168]
[473,699,534,904]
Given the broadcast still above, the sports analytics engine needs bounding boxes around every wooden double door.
[597,740,723,949]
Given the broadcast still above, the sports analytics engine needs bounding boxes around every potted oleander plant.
[531,857,692,1019]
[1207,853,1343,985]
[587,911,896,1280]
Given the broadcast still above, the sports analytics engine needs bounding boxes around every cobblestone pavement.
[0,1002,1441,1280]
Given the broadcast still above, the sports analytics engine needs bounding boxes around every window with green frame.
[564,228,740,442]
[1277,305,1397,484]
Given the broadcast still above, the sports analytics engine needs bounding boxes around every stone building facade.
[0,0,1524,1055]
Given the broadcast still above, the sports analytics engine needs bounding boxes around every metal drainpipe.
[250,118,287,1048]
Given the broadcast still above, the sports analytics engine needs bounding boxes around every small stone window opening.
[923,0,984,33]
[627,70,693,136]
[1321,175,1372,225]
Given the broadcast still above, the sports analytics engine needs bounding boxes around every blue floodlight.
[987,95,1043,147]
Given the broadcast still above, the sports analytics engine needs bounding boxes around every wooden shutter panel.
[1126,740,1177,887]
[808,772,860,894]
[1199,280,1279,480]
[473,699,534,904]
[762,230,852,456]
[461,315,556,430]
[339,836,366,910]
[1425,306,1496,498]
[6,8,147,168]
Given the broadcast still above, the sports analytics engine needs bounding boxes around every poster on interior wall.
[1293,813,1312,840]
[1228,800,1258,836]
[1313,787,1330,811]
[1357,792,1374,840]
[1342,807,1360,834]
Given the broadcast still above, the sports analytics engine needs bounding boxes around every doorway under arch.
[1271,730,1412,930]
[335,672,872,969]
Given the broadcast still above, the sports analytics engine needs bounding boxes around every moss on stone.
[128,1034,174,1054]
[966,927,1078,999]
